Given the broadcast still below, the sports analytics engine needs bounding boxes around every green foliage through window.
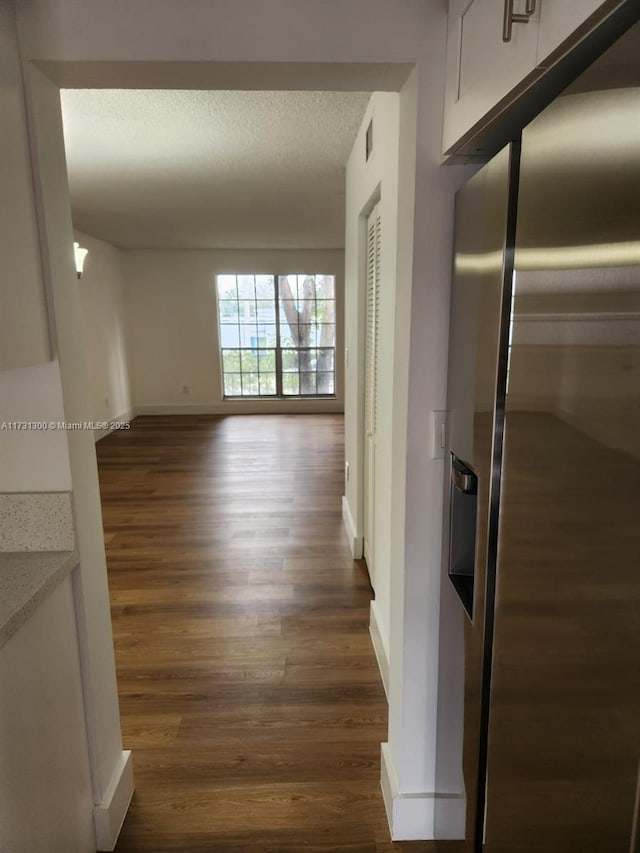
[217,274,336,398]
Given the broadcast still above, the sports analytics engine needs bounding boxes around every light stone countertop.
[0,550,79,650]
[0,492,75,551]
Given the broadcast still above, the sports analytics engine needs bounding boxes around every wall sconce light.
[74,241,88,279]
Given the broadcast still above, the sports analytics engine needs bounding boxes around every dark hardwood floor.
[97,414,436,853]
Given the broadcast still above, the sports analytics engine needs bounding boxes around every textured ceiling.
[60,89,370,250]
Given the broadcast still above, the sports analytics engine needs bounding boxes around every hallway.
[97,414,435,852]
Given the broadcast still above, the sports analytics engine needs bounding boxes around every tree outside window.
[216,274,336,398]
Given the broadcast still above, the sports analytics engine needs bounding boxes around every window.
[216,274,336,398]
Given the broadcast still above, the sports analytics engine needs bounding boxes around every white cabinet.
[0,576,95,852]
[0,1,52,371]
[442,0,631,156]
[443,0,541,155]
[537,0,605,62]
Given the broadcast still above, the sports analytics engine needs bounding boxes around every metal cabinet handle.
[525,0,537,14]
[503,0,530,42]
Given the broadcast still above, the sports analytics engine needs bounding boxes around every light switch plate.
[432,410,449,459]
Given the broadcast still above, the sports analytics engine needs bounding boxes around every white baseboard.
[433,793,467,840]
[341,496,363,558]
[134,399,344,416]
[93,750,134,851]
[380,743,465,841]
[94,409,135,442]
[369,599,389,699]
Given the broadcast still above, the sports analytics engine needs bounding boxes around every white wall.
[75,230,132,426]
[0,0,51,373]
[16,0,433,67]
[24,62,132,848]
[123,249,344,413]
[73,239,343,425]
[343,61,474,839]
[0,1,129,846]
[0,360,72,492]
[344,91,401,685]
[387,56,473,835]
[0,1,70,494]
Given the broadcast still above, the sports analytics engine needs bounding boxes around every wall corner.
[369,599,389,698]
[380,743,466,842]
[341,495,363,558]
[93,750,134,851]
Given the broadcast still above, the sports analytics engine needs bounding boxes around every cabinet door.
[0,576,95,851]
[0,2,51,371]
[443,0,541,154]
[536,0,608,63]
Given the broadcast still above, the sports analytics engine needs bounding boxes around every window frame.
[215,273,337,400]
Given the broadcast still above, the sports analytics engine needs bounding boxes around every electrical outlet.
[345,461,350,482]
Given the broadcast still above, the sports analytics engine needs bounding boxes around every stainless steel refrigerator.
[435,20,640,853]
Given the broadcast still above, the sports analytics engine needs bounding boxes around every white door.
[363,202,381,586]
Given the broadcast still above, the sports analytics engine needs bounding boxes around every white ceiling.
[60,89,370,250]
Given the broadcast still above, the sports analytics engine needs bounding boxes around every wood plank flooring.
[97,414,435,853]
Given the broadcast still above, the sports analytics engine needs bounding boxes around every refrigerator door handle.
[454,466,478,495]
[448,454,479,619]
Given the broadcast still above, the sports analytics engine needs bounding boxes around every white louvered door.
[363,202,381,586]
